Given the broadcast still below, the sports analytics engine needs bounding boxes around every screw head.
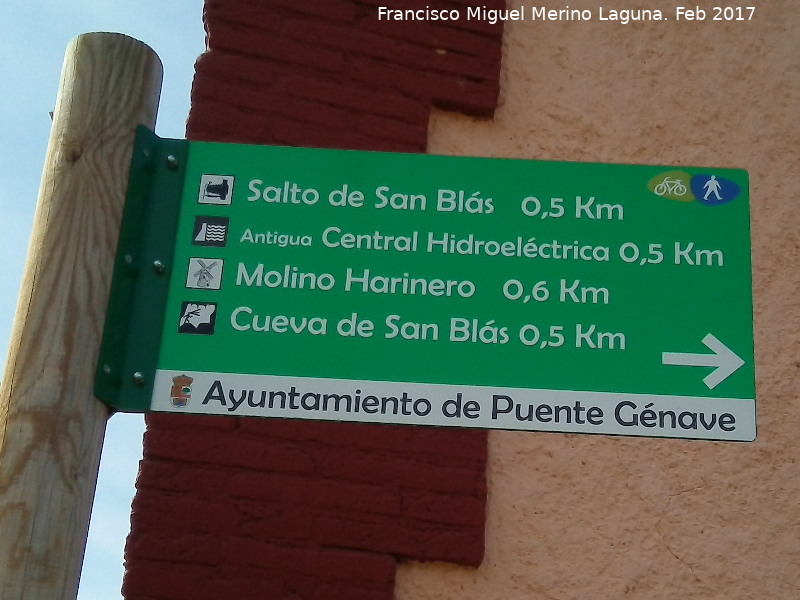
[153,260,166,274]
[133,372,146,386]
[165,155,179,170]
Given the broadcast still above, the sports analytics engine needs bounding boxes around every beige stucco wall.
[397,1,799,598]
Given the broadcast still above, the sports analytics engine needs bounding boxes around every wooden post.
[0,33,162,599]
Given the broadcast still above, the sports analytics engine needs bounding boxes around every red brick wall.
[124,2,504,598]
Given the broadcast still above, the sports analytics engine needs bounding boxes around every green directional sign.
[95,126,756,441]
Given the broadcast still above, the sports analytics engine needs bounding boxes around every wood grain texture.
[0,33,161,600]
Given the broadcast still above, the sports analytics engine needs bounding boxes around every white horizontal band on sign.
[152,370,755,441]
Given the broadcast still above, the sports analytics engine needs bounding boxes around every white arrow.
[662,333,745,389]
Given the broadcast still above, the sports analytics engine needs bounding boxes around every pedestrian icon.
[192,216,229,247]
[691,174,741,206]
[178,302,217,335]
[198,174,234,205]
[703,175,722,202]
[186,258,224,290]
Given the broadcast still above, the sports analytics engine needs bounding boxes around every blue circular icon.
[691,174,740,206]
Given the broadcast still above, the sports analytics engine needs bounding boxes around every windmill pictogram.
[185,257,224,290]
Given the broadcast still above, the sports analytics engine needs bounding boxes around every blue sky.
[1,2,205,598]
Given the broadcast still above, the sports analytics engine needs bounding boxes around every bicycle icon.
[653,176,688,197]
